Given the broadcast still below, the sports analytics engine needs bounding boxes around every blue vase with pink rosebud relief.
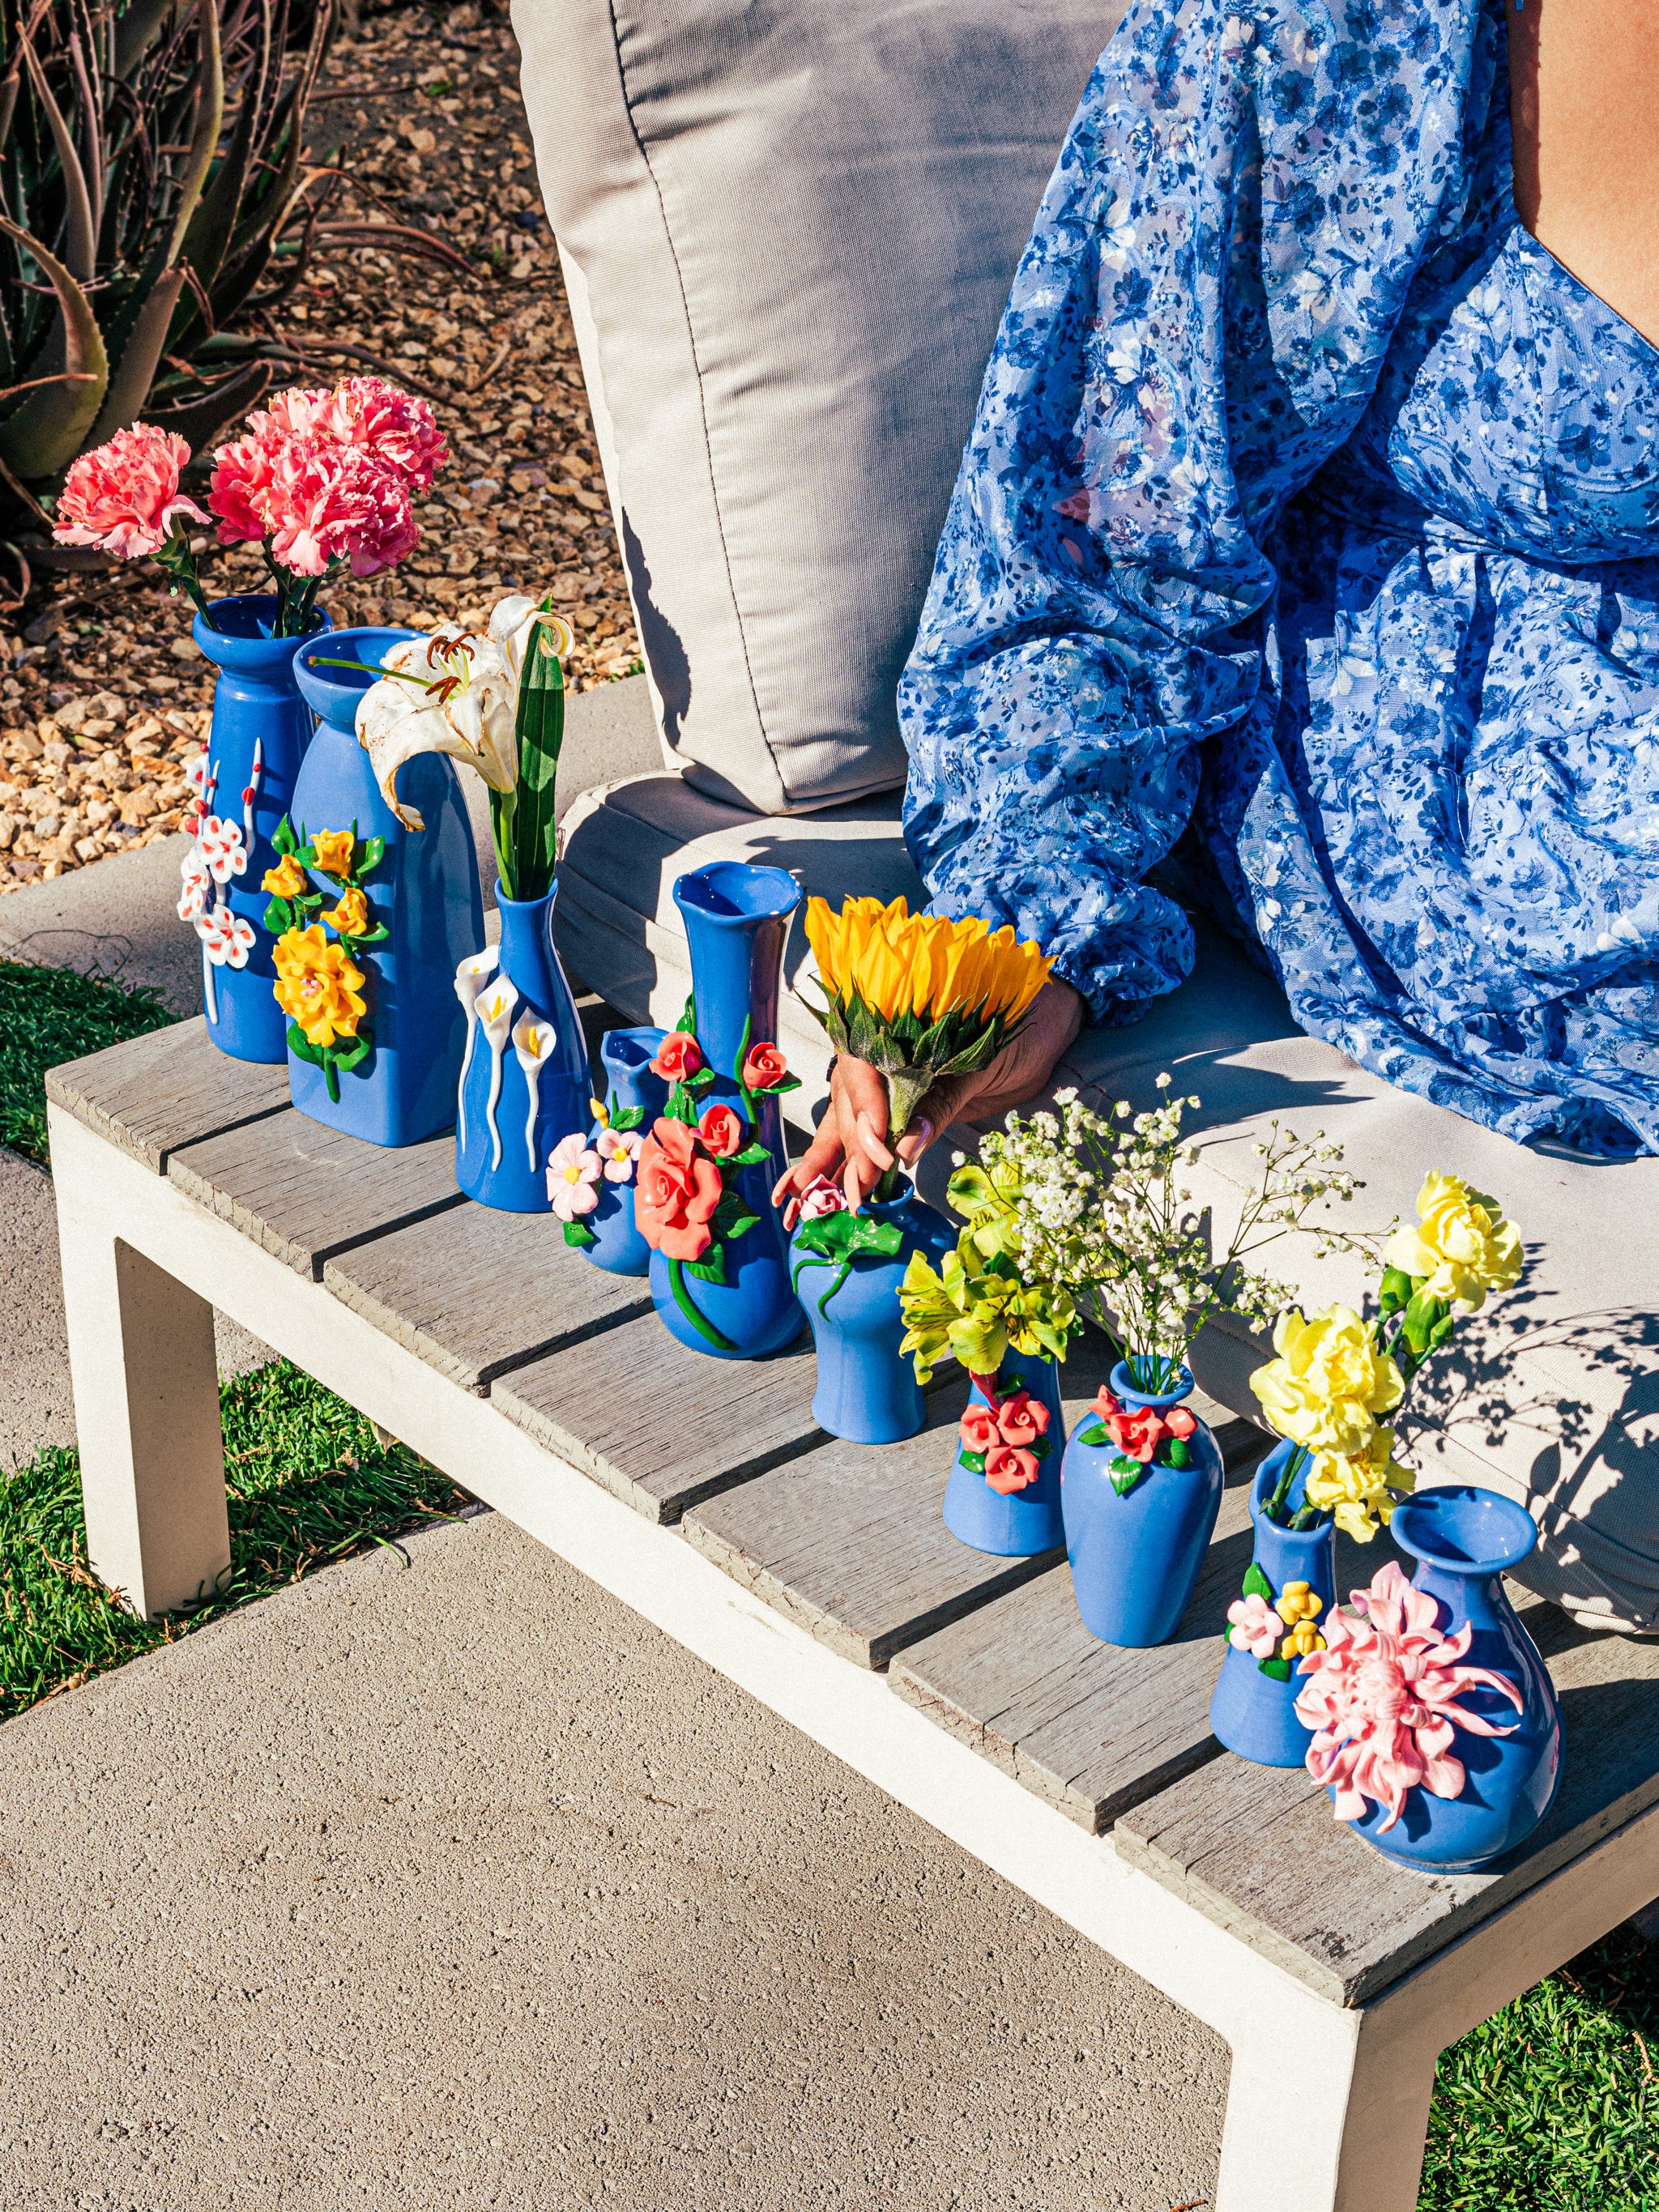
[941,1354,1067,1555]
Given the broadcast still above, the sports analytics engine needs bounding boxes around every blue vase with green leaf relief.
[790,1180,953,1443]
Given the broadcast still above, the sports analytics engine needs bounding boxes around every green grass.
[1419,1925,1659,2209]
[0,1357,471,1719]
[0,956,176,1166]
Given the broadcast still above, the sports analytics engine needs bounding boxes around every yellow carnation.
[321,886,370,937]
[309,828,356,879]
[272,923,366,1048]
[262,852,309,897]
[1249,1304,1404,1456]
[1302,1424,1415,1542]
[1384,1171,1522,1314]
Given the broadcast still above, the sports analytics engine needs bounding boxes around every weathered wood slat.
[168,1109,463,1278]
[324,1205,653,1392]
[1113,1597,1659,2005]
[887,1449,1397,1838]
[493,1312,824,1524]
[44,1016,292,1174]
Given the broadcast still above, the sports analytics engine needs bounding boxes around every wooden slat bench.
[45,1019,1659,2212]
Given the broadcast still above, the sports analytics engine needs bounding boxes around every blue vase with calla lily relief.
[454,880,590,1211]
[790,1180,954,1443]
[277,628,483,1145]
[642,863,805,1360]
[942,1353,1067,1555]
[186,595,330,1063]
[569,1025,669,1276]
[1208,1443,1337,1768]
[1061,1361,1226,1647]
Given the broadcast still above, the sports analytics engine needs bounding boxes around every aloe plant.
[0,0,336,535]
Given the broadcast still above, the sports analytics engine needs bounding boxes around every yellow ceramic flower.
[321,886,370,938]
[272,923,366,1048]
[1273,1580,1323,1627]
[1384,1171,1522,1314]
[1303,1424,1415,1542]
[1249,1304,1404,1456]
[262,852,309,898]
[1281,1619,1327,1660]
[309,828,356,879]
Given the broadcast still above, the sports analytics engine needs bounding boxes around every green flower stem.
[666,1256,735,1352]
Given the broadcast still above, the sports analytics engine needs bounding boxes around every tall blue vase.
[1335,1487,1563,1872]
[582,1025,668,1275]
[455,881,590,1211]
[1062,1362,1226,1647]
[1209,1443,1337,1768]
[790,1181,954,1444]
[942,1353,1067,1556]
[646,862,804,1360]
[189,595,329,1063]
[284,628,484,1146]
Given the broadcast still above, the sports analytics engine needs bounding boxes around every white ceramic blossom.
[473,974,519,1170]
[593,1125,643,1183]
[452,944,501,1151]
[198,907,254,969]
[196,814,247,883]
[510,1006,560,1172]
[177,846,211,924]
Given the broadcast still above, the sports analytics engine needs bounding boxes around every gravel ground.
[0,0,638,898]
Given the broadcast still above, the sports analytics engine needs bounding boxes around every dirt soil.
[0,0,639,897]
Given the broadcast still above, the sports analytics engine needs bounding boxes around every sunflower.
[804,894,1053,1138]
[272,923,367,1048]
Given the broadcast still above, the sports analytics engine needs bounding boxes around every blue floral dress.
[899,0,1659,1156]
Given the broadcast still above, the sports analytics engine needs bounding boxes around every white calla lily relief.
[510,1005,561,1172]
[453,944,501,1151]
[474,974,520,1171]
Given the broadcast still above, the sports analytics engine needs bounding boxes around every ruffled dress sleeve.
[898,0,1499,1021]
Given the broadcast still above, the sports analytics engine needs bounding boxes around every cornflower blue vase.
[1335,1487,1563,1873]
[790,1181,954,1444]
[190,596,330,1063]
[942,1352,1067,1556]
[1062,1362,1226,1647]
[455,880,590,1211]
[285,629,484,1147]
[1209,1443,1337,1768]
[582,1025,668,1276]
[647,862,804,1360]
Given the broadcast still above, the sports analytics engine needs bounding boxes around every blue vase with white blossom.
[578,1025,669,1276]
[454,880,589,1210]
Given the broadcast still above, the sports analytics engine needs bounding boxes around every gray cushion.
[517,0,1124,812]
[560,774,1659,1636]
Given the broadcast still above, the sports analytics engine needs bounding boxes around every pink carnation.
[268,441,420,578]
[208,425,287,547]
[54,424,207,560]
[326,376,448,492]
[254,386,333,441]
[1294,1562,1524,1832]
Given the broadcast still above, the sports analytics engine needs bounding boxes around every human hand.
[772,978,1085,1221]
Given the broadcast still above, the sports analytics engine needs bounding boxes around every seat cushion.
[517,0,1126,814]
[560,775,1659,1635]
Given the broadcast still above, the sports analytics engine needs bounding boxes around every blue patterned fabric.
[898,0,1659,1155]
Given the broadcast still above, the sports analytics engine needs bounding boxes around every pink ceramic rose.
[958,1403,1000,1455]
[995,1392,1050,1448]
[54,424,207,560]
[983,1443,1039,1495]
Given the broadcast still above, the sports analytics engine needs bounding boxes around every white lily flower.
[489,595,575,686]
[511,1005,561,1172]
[357,628,518,832]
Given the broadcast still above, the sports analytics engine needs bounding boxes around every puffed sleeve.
[898,0,1498,1021]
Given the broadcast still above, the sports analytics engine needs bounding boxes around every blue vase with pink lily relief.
[941,1353,1067,1555]
[1061,1361,1225,1647]
[560,1025,670,1276]
[790,1178,954,1443]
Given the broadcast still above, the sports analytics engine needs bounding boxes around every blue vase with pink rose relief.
[942,1352,1067,1556]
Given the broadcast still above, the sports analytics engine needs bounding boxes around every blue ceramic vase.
[1062,1362,1226,1647]
[942,1353,1067,1556]
[455,881,590,1210]
[1333,1486,1563,1872]
[188,596,329,1063]
[646,862,804,1360]
[579,1025,668,1275]
[1209,1443,1337,1768]
[281,628,484,1146]
[790,1181,954,1443]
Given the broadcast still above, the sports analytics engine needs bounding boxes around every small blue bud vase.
[942,1353,1067,1556]
[575,1025,668,1276]
[789,1180,954,1444]
[280,628,484,1146]
[1209,1443,1337,1768]
[1061,1362,1226,1647]
[186,595,330,1063]
[645,862,805,1360]
[455,880,590,1211]
[1328,1486,1563,1873]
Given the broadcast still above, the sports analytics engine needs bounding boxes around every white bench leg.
[58,1183,230,1619]
[1215,2003,1439,2212]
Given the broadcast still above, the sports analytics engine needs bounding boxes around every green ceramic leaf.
[958,1449,986,1475]
[609,1103,646,1132]
[1109,1464,1145,1498]
[562,1219,598,1249]
[357,835,386,878]
[1073,1420,1110,1449]
[332,1032,373,1074]
[731,1143,770,1166]
[263,897,292,936]
[286,1023,322,1067]
[684,1067,718,1093]
[1166,1438,1191,1468]
[1258,1656,1293,1682]
[1241,1560,1276,1605]
[1029,1434,1051,1462]
[272,816,298,856]
[683,1246,727,1286]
